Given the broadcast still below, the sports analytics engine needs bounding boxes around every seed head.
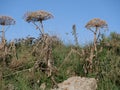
[85,18,108,30]
[24,10,54,23]
[0,16,15,26]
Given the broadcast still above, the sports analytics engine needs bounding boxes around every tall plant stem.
[94,27,98,52]
[40,21,44,34]
[1,26,5,43]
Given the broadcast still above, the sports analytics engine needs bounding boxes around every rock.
[51,76,97,90]
[40,83,46,90]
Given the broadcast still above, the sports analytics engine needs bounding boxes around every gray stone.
[51,76,97,90]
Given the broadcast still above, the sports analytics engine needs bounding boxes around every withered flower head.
[0,16,15,26]
[24,10,54,23]
[85,18,108,30]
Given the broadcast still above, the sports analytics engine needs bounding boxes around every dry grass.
[33,34,57,76]
[9,58,28,69]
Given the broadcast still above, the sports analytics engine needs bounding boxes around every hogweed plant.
[23,10,58,87]
[0,15,16,63]
[0,15,15,44]
[0,15,15,89]
[23,10,54,54]
[84,18,108,73]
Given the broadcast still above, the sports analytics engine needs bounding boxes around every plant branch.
[3,68,33,78]
[32,22,43,35]
[89,28,95,33]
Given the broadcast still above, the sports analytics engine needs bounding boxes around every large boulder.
[52,76,97,90]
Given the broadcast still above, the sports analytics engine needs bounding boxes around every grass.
[0,32,120,90]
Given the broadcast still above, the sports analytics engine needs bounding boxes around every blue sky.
[0,0,120,45]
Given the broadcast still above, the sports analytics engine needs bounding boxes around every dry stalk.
[0,39,8,66]
[23,10,57,86]
[33,34,57,76]
[8,41,17,60]
[0,15,15,66]
[2,68,33,78]
[0,39,17,67]
[84,47,95,73]
[72,24,79,47]
[32,34,58,87]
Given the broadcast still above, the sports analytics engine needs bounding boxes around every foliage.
[0,14,119,90]
[0,32,119,90]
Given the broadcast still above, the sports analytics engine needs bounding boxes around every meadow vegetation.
[0,11,120,90]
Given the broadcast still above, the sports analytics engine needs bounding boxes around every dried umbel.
[0,16,15,26]
[85,18,108,30]
[0,15,15,43]
[85,18,108,51]
[23,10,53,34]
[23,10,53,23]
